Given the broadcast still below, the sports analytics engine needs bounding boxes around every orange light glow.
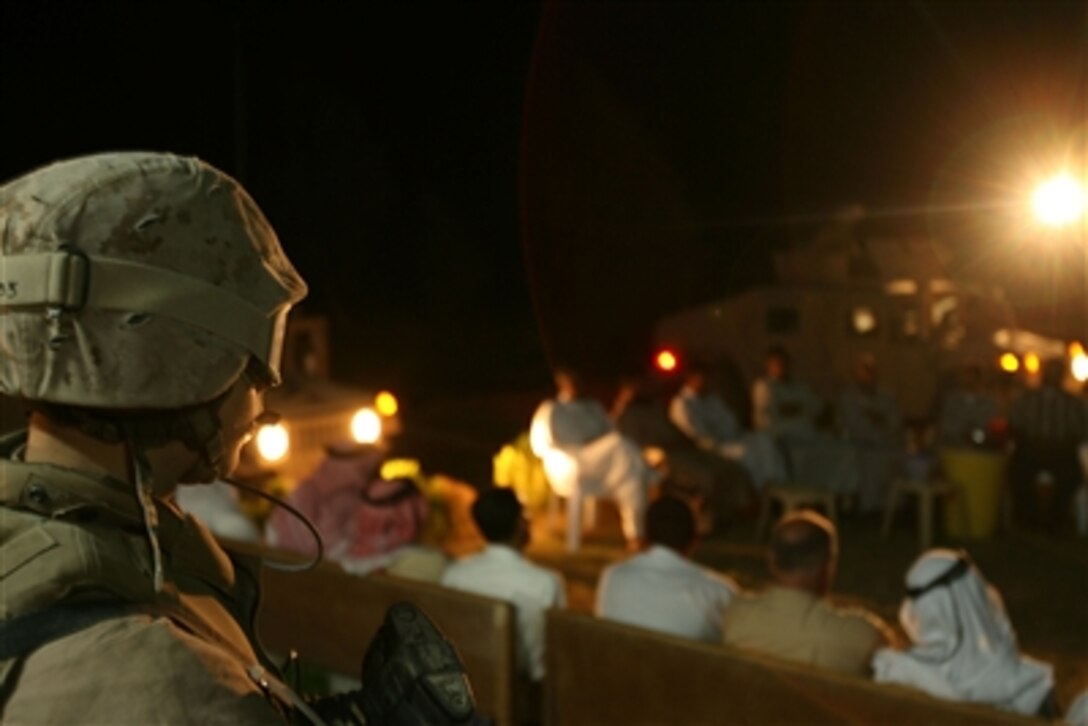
[999,353,1020,373]
[1023,353,1040,375]
[1070,341,1085,358]
[655,349,679,372]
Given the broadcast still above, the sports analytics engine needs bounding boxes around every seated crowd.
[184,455,1074,721]
[177,352,1086,722]
[447,487,1065,720]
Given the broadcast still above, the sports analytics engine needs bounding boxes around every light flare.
[1033,175,1085,227]
[375,390,399,417]
[351,407,382,444]
[255,423,289,463]
[1073,354,1088,383]
[655,349,679,373]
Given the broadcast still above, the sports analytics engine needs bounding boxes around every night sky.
[2,1,1085,399]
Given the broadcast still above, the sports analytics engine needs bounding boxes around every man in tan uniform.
[0,153,473,724]
[722,511,893,676]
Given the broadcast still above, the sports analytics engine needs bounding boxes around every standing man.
[0,153,473,724]
[596,496,737,642]
[838,354,904,512]
[723,511,894,676]
[1009,359,1086,531]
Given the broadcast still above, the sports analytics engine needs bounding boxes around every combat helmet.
[0,152,307,471]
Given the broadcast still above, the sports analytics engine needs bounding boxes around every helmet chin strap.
[124,396,234,594]
[125,434,165,594]
[179,403,229,483]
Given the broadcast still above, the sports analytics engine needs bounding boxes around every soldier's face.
[216,379,265,476]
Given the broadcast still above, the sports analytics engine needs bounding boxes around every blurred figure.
[530,367,658,546]
[1009,359,1086,532]
[595,496,737,642]
[175,480,261,542]
[612,376,752,525]
[668,365,787,490]
[837,354,904,512]
[267,443,447,581]
[441,488,566,683]
[723,511,893,676]
[1067,690,1088,725]
[873,549,1056,717]
[751,346,823,440]
[752,347,859,494]
[937,363,1001,447]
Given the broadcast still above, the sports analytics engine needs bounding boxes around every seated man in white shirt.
[441,488,566,682]
[531,367,658,548]
[595,496,737,642]
[669,365,787,491]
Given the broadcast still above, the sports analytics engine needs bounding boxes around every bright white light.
[1033,175,1085,227]
[352,407,382,444]
[1073,354,1088,383]
[852,307,877,335]
[255,423,289,463]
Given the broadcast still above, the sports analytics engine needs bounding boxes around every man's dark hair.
[471,487,523,542]
[645,496,697,552]
[770,512,835,573]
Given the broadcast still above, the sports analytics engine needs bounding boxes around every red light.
[655,349,679,372]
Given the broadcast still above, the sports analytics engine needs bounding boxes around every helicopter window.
[848,306,879,337]
[932,295,958,328]
[766,306,799,334]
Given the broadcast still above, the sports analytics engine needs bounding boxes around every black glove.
[309,602,476,725]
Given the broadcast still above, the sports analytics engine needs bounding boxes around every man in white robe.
[872,549,1056,718]
[530,368,657,546]
[668,367,786,490]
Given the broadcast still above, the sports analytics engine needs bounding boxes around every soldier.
[0,152,474,724]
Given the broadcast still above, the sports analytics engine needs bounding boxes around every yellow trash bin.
[939,447,1008,539]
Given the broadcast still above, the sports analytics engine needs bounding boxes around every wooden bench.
[228,542,519,725]
[545,610,1038,725]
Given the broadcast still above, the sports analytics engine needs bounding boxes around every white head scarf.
[872,549,1054,716]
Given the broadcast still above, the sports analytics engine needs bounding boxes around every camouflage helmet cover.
[0,152,308,409]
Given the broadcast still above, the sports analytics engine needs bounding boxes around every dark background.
[2,1,1085,400]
